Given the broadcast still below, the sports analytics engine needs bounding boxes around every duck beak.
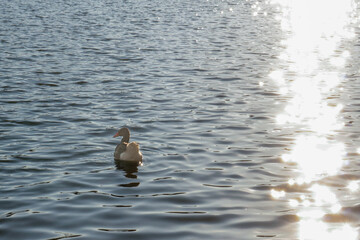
[113,132,120,138]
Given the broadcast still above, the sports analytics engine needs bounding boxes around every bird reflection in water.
[115,159,142,180]
[257,0,360,239]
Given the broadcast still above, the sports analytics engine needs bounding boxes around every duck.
[113,127,143,162]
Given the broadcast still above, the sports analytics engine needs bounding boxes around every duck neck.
[121,129,130,143]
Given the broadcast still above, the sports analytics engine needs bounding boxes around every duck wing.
[114,142,127,160]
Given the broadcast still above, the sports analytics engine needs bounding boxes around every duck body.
[119,142,143,161]
[113,127,143,162]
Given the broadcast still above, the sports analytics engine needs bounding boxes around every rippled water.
[1,0,360,239]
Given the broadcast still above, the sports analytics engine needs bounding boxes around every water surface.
[1,0,360,239]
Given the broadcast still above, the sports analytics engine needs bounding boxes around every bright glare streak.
[271,0,356,43]
[263,0,358,239]
[347,181,359,192]
[309,184,338,206]
[298,209,325,219]
[299,220,358,240]
[270,189,285,199]
[282,136,345,182]
[288,178,295,185]
[331,204,342,214]
[275,76,344,133]
[270,0,355,134]
[289,199,299,207]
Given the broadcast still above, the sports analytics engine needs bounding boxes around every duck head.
[113,127,130,138]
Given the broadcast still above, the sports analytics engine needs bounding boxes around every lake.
[1,0,360,239]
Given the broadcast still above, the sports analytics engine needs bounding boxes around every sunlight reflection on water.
[264,0,359,239]
[281,136,345,182]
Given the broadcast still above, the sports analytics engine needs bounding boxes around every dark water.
[1,0,360,239]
